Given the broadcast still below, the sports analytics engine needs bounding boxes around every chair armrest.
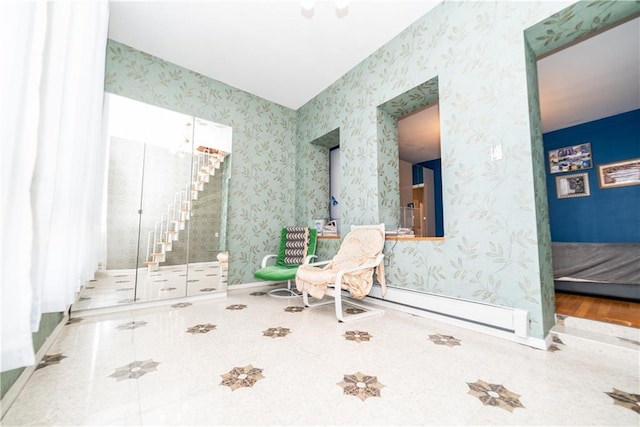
[307,259,331,268]
[304,254,318,264]
[261,254,277,268]
[334,254,384,286]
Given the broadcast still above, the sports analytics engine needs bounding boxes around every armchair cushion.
[277,227,310,266]
[296,226,386,299]
[254,227,317,282]
[254,265,299,281]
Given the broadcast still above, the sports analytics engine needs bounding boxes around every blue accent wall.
[544,109,640,243]
[414,159,444,237]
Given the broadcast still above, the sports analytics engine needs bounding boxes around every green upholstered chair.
[254,227,318,297]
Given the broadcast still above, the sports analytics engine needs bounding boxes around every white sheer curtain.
[1,1,109,372]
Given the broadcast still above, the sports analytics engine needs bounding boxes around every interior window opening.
[309,128,340,237]
[397,103,443,237]
[378,76,443,238]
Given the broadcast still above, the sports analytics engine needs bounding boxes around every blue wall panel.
[415,159,444,237]
[543,109,640,243]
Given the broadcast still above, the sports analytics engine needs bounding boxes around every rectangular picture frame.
[597,158,640,189]
[556,172,590,199]
[548,143,592,174]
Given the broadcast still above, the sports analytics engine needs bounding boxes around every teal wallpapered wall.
[296,1,575,340]
[105,40,299,286]
[296,0,639,340]
[104,1,640,340]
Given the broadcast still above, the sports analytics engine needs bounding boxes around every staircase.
[143,148,227,271]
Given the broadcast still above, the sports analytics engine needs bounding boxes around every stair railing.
[144,150,228,271]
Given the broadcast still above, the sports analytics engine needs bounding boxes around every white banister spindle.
[160,213,166,246]
[146,231,153,263]
[154,221,161,252]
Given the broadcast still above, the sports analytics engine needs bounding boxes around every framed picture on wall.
[556,172,590,199]
[548,143,592,174]
[597,158,640,189]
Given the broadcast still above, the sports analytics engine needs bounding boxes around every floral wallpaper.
[104,1,639,340]
[294,0,638,340]
[525,0,640,57]
[105,40,298,285]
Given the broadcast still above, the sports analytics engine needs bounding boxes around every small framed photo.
[597,158,640,189]
[556,172,590,199]
[548,143,592,174]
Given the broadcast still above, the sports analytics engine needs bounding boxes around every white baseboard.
[229,281,280,290]
[1,311,69,419]
[364,285,548,350]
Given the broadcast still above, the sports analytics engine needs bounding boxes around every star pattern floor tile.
[116,321,148,330]
[4,285,638,426]
[171,302,192,308]
[429,333,461,347]
[263,326,291,338]
[344,330,372,343]
[220,365,265,391]
[337,372,385,401]
[36,353,67,370]
[605,388,640,414]
[618,337,640,347]
[466,380,524,412]
[109,360,160,381]
[186,323,217,334]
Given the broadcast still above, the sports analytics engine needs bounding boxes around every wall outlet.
[491,144,503,161]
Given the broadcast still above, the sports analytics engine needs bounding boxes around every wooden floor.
[555,292,640,328]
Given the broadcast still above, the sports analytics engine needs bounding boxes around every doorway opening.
[524,2,640,329]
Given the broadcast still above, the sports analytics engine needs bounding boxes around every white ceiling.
[537,17,639,134]
[108,1,441,110]
[107,2,639,165]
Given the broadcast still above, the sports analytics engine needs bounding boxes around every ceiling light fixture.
[300,1,349,19]
[335,0,349,18]
[300,0,314,19]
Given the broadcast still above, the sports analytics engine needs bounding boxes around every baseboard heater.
[366,284,529,338]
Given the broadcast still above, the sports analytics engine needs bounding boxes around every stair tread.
[552,324,639,353]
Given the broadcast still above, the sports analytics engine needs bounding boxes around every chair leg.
[303,289,333,308]
[268,279,301,298]
[334,288,344,322]
[328,287,384,323]
[303,287,383,322]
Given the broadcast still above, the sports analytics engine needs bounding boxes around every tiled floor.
[3,285,639,426]
[71,262,225,312]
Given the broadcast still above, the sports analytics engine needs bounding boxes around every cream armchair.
[295,224,386,322]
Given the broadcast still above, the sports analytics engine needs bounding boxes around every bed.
[552,242,640,301]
